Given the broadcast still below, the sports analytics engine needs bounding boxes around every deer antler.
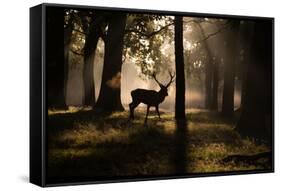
[165,71,175,87]
[152,72,164,87]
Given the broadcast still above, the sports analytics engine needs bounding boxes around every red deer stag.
[129,71,175,122]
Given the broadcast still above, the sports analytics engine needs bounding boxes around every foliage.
[183,18,229,87]
[124,14,174,79]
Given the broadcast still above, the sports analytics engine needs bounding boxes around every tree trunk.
[236,20,273,140]
[211,60,219,110]
[95,13,127,112]
[199,28,212,109]
[83,51,96,106]
[46,7,65,108]
[175,16,186,119]
[221,21,240,117]
[195,22,213,109]
[82,13,105,107]
[240,56,248,108]
[204,56,213,110]
[239,21,255,108]
[64,14,73,104]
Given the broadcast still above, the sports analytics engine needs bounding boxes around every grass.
[47,108,272,181]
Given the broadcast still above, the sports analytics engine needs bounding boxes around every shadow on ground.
[47,109,272,183]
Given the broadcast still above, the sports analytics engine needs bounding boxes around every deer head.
[152,71,175,97]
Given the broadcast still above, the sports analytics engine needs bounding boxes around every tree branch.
[182,19,201,25]
[195,22,231,43]
[70,49,84,56]
[73,29,86,35]
[125,22,174,38]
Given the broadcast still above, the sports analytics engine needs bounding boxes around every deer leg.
[129,102,134,119]
[129,101,140,119]
[145,105,150,123]
[156,105,161,119]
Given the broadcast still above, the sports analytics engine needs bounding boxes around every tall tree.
[239,21,255,108]
[211,58,219,110]
[221,21,240,117]
[175,16,186,119]
[46,7,65,108]
[64,10,75,103]
[81,12,106,106]
[195,21,213,109]
[236,20,273,139]
[95,13,127,112]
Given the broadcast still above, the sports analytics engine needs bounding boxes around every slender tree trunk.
[211,60,219,110]
[46,7,65,108]
[196,22,213,109]
[204,57,213,109]
[239,21,255,108]
[95,13,127,112]
[222,21,240,117]
[236,20,273,140]
[64,15,73,104]
[240,59,247,108]
[175,16,186,119]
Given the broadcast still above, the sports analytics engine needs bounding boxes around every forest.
[46,7,273,183]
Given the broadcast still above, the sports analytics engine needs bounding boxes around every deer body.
[129,72,175,123]
[131,89,167,106]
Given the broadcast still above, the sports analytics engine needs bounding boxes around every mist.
[65,40,242,111]
[65,16,243,111]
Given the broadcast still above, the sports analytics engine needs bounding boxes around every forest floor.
[47,108,272,181]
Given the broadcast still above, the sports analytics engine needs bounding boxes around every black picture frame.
[30,3,274,187]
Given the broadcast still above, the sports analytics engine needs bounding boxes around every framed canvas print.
[30,3,274,187]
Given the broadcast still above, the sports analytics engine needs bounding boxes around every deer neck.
[157,90,166,103]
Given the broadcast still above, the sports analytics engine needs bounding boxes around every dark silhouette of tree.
[192,19,230,110]
[174,17,188,173]
[195,21,213,109]
[95,14,172,112]
[239,21,255,108]
[95,13,127,112]
[81,12,106,107]
[63,10,74,101]
[175,16,186,119]
[47,7,65,108]
[173,120,189,174]
[236,20,273,139]
[211,57,219,110]
[221,21,240,117]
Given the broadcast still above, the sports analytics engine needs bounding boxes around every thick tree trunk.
[221,21,240,117]
[83,28,99,106]
[83,51,96,106]
[46,7,65,108]
[82,14,105,107]
[211,60,219,110]
[239,21,255,108]
[80,11,106,106]
[95,13,127,112]
[175,16,186,119]
[236,20,273,140]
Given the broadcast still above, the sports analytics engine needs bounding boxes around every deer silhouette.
[129,71,175,123]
